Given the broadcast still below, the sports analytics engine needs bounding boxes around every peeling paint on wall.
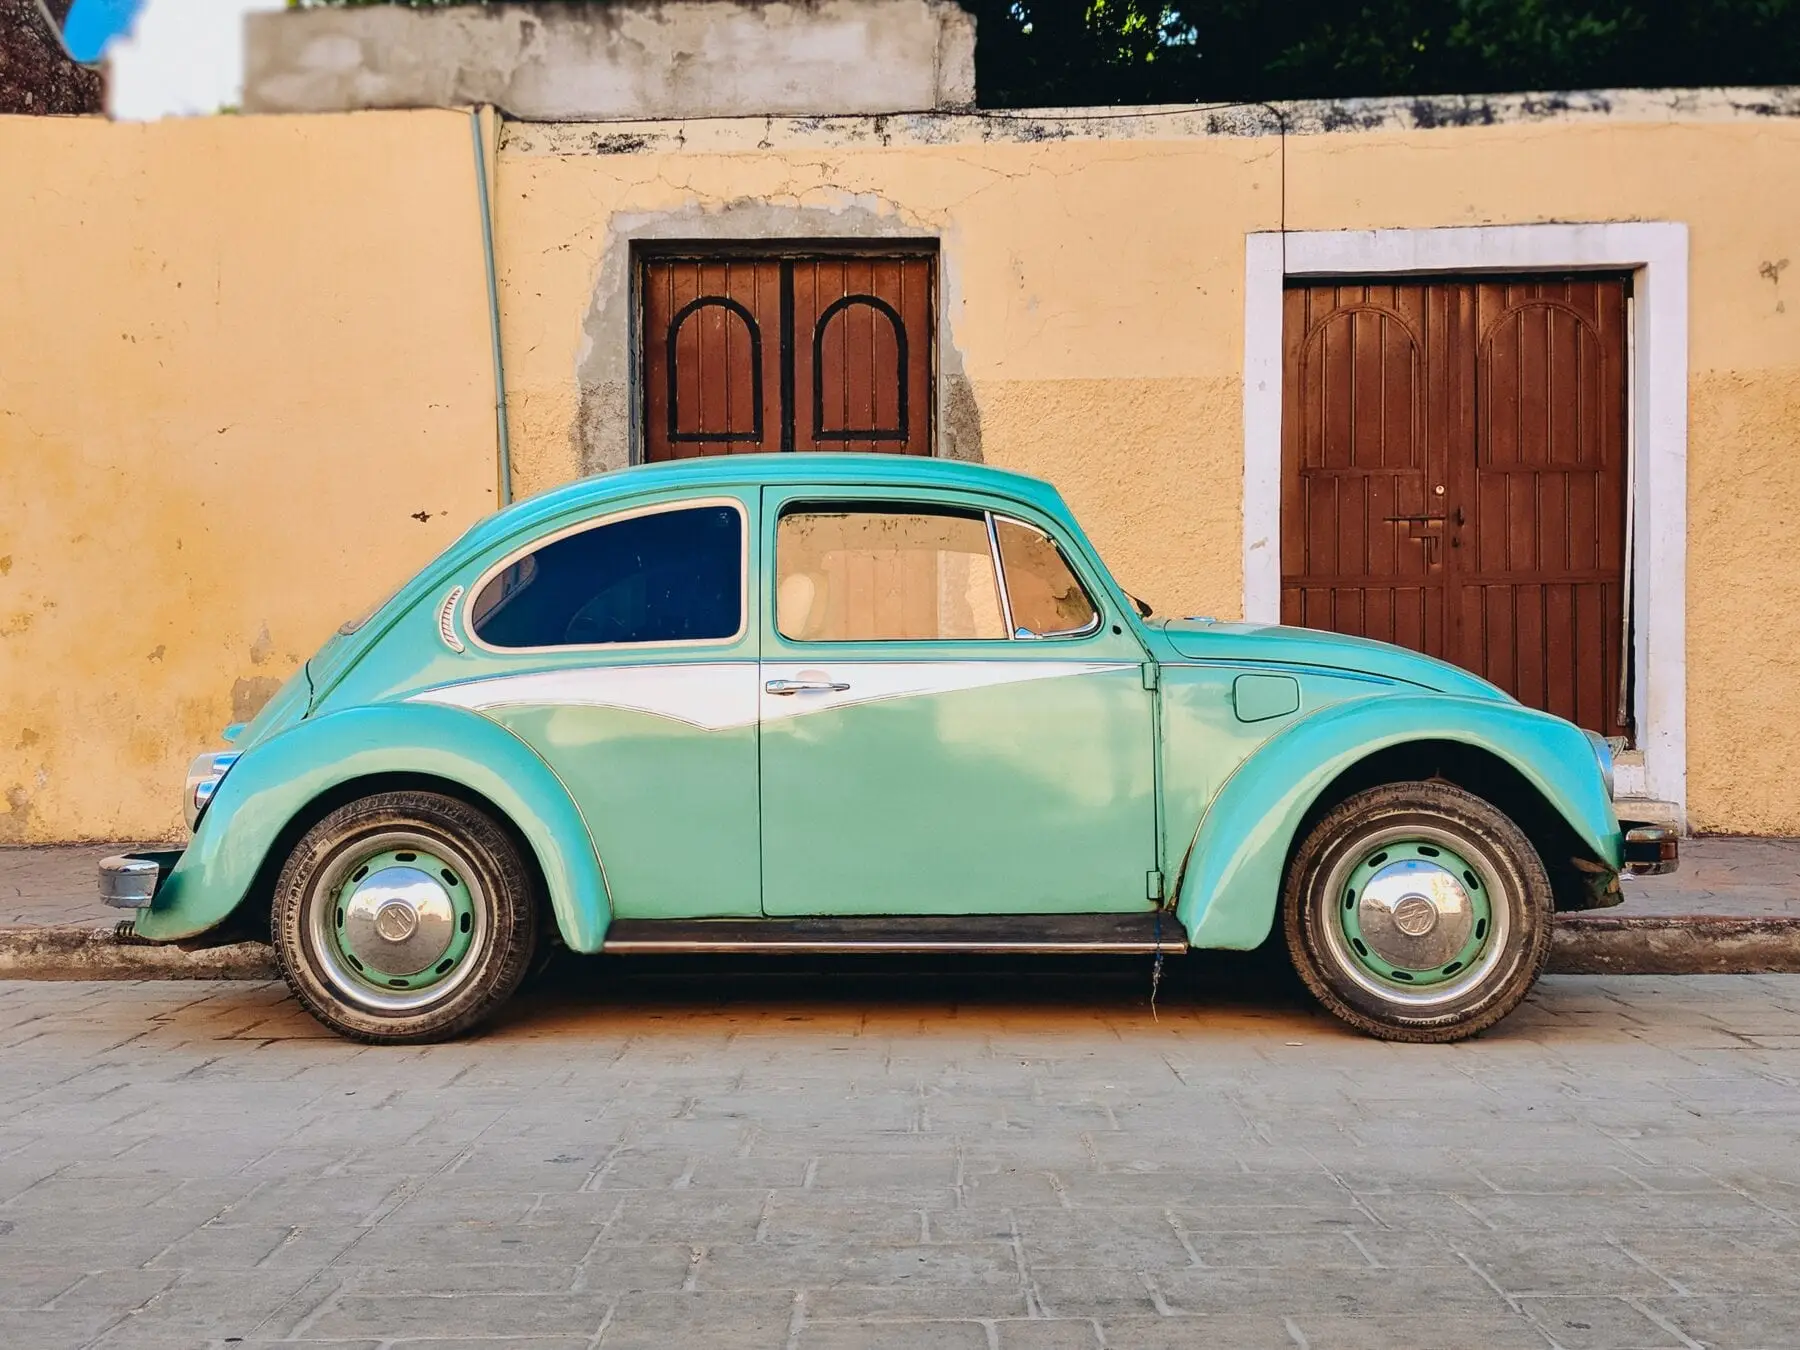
[230,676,282,723]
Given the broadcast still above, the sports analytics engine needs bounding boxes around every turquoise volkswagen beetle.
[101,455,1674,1044]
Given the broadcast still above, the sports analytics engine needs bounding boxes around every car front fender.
[133,702,612,951]
[1173,694,1620,951]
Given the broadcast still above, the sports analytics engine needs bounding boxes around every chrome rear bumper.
[98,850,183,909]
[1622,824,1679,877]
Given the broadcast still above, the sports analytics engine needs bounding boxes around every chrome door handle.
[765,678,851,695]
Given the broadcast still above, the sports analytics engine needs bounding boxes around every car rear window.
[471,503,743,649]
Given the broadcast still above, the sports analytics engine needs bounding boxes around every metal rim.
[1315,822,1512,1010]
[303,828,490,1014]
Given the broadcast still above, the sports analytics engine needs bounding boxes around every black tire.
[1283,781,1553,1043]
[272,791,539,1044]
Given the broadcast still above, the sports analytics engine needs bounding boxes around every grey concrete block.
[243,0,977,120]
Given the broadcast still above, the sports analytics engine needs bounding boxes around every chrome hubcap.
[306,832,487,1014]
[1357,857,1476,971]
[342,866,455,976]
[1319,828,1508,1008]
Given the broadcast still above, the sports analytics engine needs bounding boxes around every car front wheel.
[272,790,538,1044]
[1283,781,1553,1043]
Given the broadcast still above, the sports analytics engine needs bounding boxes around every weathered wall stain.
[230,676,283,724]
[1761,258,1790,314]
[0,786,33,845]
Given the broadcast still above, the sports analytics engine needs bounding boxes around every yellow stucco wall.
[494,103,1800,834]
[6,98,1799,840]
[0,111,498,843]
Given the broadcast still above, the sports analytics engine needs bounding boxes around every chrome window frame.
[990,514,1103,641]
[768,499,1104,645]
[462,495,751,656]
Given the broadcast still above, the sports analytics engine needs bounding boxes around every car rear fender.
[132,702,612,951]
[1172,694,1620,951]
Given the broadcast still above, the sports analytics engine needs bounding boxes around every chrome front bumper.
[1621,824,1679,877]
[98,850,184,909]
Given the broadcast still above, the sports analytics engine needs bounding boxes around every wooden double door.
[1281,276,1632,740]
[640,250,934,462]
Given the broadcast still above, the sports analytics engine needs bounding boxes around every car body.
[103,455,1676,1042]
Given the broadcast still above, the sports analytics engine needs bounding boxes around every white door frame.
[1241,223,1688,818]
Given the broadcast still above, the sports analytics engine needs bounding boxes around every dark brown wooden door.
[1282,277,1630,740]
[641,252,933,462]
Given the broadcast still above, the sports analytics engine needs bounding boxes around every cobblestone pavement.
[4,969,1800,1349]
[8,836,1797,930]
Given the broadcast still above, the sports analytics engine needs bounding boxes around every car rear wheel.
[272,790,538,1044]
[1283,781,1553,1043]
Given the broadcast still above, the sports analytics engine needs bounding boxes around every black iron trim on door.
[664,295,765,444]
[810,293,910,443]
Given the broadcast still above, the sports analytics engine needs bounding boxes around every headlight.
[1583,730,1615,801]
[184,751,240,831]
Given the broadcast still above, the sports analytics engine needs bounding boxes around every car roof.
[477,454,1067,548]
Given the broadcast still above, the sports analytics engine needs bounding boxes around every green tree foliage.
[965,0,1800,106]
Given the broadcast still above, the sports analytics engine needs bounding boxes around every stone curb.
[1548,914,1800,975]
[2,916,1799,982]
[0,926,278,981]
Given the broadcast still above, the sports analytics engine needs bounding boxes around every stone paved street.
[4,968,1800,1348]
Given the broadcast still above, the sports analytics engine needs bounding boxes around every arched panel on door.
[641,258,784,461]
[641,250,934,460]
[1467,284,1629,738]
[811,294,909,444]
[667,296,765,447]
[1282,285,1447,660]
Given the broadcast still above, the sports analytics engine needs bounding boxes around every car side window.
[995,518,1100,638]
[776,505,1008,642]
[471,503,743,649]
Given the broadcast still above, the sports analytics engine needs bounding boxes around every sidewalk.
[2,837,1798,978]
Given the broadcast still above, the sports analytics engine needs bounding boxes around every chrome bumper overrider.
[98,850,184,910]
[1621,824,1679,877]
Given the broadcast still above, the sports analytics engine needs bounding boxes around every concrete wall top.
[243,0,977,120]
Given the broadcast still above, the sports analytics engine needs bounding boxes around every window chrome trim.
[984,511,1017,639]
[766,498,1112,648]
[462,495,750,656]
[991,514,1104,641]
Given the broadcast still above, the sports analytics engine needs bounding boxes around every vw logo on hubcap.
[373,899,420,943]
[1391,894,1439,937]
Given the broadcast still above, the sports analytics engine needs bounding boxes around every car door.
[758,487,1157,916]
[429,491,762,919]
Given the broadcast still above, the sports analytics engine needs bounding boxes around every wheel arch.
[133,703,613,952]
[1290,739,1614,916]
[230,771,557,946]
[1172,695,1621,951]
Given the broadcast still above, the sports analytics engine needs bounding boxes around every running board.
[600,913,1186,956]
